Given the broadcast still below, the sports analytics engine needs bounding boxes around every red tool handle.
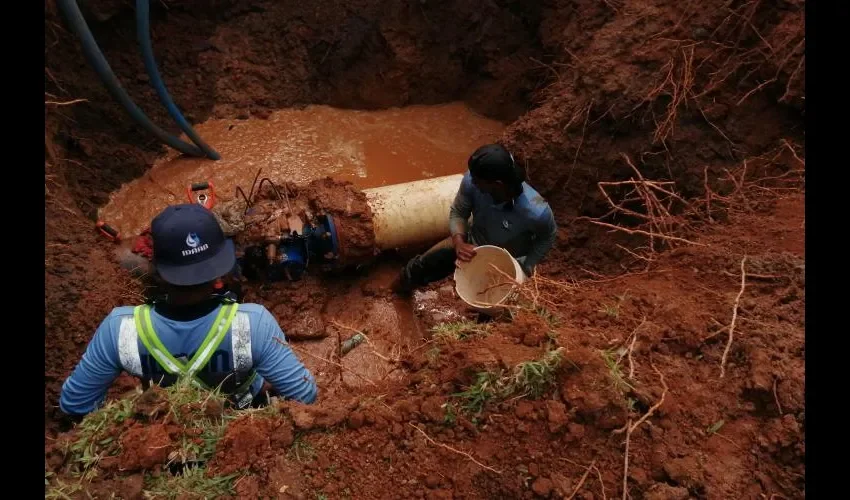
[95,221,121,242]
[186,181,216,209]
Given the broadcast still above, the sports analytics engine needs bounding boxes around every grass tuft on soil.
[455,347,565,415]
[45,474,84,500]
[288,434,318,463]
[144,465,239,499]
[601,348,636,395]
[60,390,140,479]
[51,379,273,495]
[154,380,231,467]
[431,319,492,342]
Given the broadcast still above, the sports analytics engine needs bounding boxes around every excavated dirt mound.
[45,0,804,498]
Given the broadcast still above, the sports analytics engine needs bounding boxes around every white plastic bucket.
[454,245,526,315]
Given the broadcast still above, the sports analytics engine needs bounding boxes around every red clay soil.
[46,193,805,499]
[195,194,803,500]
[210,415,295,476]
[44,157,143,432]
[45,0,804,498]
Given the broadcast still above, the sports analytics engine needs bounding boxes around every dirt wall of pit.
[46,0,803,264]
[46,0,548,213]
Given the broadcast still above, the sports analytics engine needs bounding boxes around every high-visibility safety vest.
[117,300,258,409]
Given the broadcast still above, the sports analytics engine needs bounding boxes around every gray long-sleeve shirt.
[449,172,557,275]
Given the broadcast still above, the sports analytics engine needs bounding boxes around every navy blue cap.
[150,204,236,286]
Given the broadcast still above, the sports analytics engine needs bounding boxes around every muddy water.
[311,279,426,391]
[99,102,505,238]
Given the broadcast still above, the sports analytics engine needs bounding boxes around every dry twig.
[628,363,668,434]
[621,416,632,500]
[567,459,597,499]
[736,77,776,105]
[619,362,668,500]
[529,57,562,83]
[45,67,67,94]
[779,52,805,103]
[410,424,502,474]
[587,220,704,247]
[45,98,89,106]
[720,256,747,378]
[594,463,608,500]
[274,336,378,387]
[588,154,705,258]
[781,139,805,167]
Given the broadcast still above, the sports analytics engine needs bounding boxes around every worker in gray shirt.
[394,144,557,293]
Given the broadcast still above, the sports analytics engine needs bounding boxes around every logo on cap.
[182,232,209,257]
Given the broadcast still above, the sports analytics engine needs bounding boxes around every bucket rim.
[453,244,522,311]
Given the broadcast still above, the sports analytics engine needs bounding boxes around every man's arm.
[521,208,558,275]
[59,316,123,417]
[449,175,474,238]
[449,175,478,261]
[252,309,318,404]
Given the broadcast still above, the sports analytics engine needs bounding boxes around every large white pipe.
[363,174,463,251]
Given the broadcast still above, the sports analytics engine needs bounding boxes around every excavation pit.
[98,102,505,396]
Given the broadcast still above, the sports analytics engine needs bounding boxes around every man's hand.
[260,381,278,397]
[452,234,477,262]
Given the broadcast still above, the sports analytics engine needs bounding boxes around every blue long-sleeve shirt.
[449,172,557,275]
[60,302,317,415]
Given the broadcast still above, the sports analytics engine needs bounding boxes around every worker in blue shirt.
[60,203,317,418]
[394,144,557,292]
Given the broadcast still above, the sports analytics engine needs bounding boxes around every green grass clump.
[288,434,317,463]
[52,379,285,498]
[144,465,239,499]
[454,348,565,416]
[45,475,84,500]
[597,292,630,318]
[61,379,234,477]
[502,348,565,398]
[600,349,635,395]
[431,319,491,342]
[455,372,500,415]
[62,392,139,479]
[160,380,230,467]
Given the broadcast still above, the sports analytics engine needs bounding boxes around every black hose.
[136,0,220,160]
[55,0,204,157]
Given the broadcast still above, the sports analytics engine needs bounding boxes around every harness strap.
[133,303,238,389]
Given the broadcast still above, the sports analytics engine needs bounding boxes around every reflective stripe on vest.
[131,303,239,390]
[117,306,256,404]
[134,303,237,388]
[229,310,252,372]
[118,311,254,376]
[118,316,144,377]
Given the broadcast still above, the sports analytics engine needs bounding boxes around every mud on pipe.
[235,175,461,282]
